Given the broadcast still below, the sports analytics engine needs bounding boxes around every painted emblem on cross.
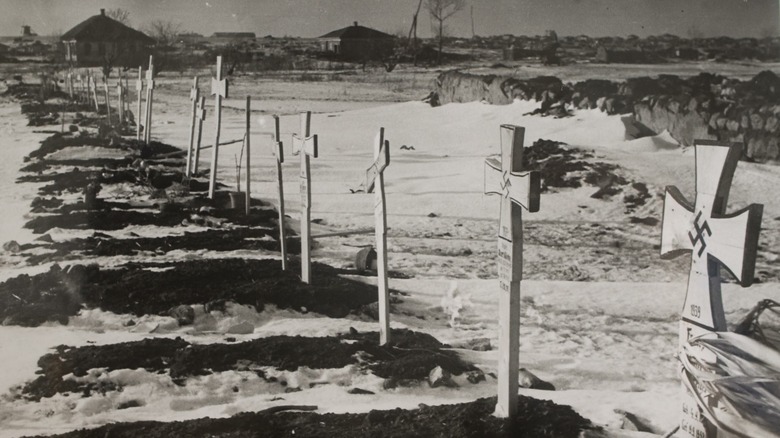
[660,140,763,341]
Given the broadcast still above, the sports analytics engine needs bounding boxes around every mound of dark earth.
[20,101,96,126]
[0,259,380,327]
[24,227,299,265]
[24,131,179,161]
[25,396,593,438]
[21,329,476,400]
[520,139,654,212]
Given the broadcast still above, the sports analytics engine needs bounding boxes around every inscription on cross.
[483,125,540,419]
[365,128,391,345]
[292,111,318,284]
[660,140,763,438]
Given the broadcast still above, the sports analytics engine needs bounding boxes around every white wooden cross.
[273,115,288,271]
[143,56,155,144]
[193,95,206,174]
[135,66,143,141]
[116,75,124,126]
[67,72,73,99]
[292,111,318,284]
[660,140,762,438]
[185,76,200,177]
[365,128,391,345]
[484,125,541,418]
[208,56,228,199]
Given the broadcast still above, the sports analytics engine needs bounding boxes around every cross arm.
[706,203,763,287]
[366,134,390,193]
[661,185,696,259]
[484,157,541,212]
[292,134,318,158]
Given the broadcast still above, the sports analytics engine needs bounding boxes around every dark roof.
[319,24,394,40]
[213,32,256,38]
[62,11,154,43]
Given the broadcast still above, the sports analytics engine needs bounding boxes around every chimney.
[353,21,358,27]
[100,8,105,16]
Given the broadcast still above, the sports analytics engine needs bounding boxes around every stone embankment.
[432,70,780,162]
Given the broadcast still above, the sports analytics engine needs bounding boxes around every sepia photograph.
[0,0,778,437]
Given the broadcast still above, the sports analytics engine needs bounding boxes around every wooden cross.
[67,72,73,99]
[365,128,391,345]
[185,76,200,177]
[208,56,228,199]
[135,66,143,141]
[660,140,762,438]
[292,111,318,283]
[143,56,155,144]
[484,125,540,419]
[193,96,206,174]
[273,115,288,271]
[77,74,84,103]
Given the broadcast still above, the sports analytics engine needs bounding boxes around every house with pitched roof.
[319,22,395,60]
[62,9,154,67]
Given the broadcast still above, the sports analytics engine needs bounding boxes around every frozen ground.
[0,65,779,437]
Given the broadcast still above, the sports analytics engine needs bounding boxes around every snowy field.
[0,67,779,437]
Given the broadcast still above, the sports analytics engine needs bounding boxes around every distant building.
[61,8,154,67]
[595,45,650,63]
[212,32,256,42]
[319,22,395,60]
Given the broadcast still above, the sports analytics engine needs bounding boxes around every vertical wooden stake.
[365,128,391,345]
[103,78,111,125]
[136,66,143,141]
[90,73,99,112]
[245,95,251,215]
[185,76,200,178]
[208,56,227,199]
[117,77,124,127]
[273,115,288,270]
[67,72,73,99]
[144,56,155,144]
[194,96,206,174]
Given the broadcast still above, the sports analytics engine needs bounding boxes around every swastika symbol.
[688,211,712,257]
[500,171,512,197]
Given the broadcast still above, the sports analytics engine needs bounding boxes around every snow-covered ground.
[1,80,779,438]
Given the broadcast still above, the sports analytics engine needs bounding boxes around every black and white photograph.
[0,1,778,437]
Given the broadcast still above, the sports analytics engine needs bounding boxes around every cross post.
[273,115,288,270]
[366,128,391,345]
[116,76,124,127]
[244,95,251,215]
[484,125,540,418]
[208,56,228,199]
[89,73,99,112]
[144,56,155,144]
[135,66,143,141]
[193,96,206,174]
[103,78,111,125]
[67,72,73,99]
[660,140,763,438]
[292,111,318,283]
[185,76,200,178]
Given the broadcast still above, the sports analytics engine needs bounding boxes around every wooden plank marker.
[292,111,318,283]
[660,140,763,438]
[273,115,288,270]
[103,78,111,125]
[244,96,251,215]
[116,74,124,126]
[135,66,143,141]
[193,95,206,174]
[143,56,155,144]
[365,127,391,345]
[89,73,99,112]
[484,125,540,418]
[208,56,228,199]
[67,71,73,99]
[185,76,199,177]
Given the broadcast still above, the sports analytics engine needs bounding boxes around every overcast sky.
[0,0,777,39]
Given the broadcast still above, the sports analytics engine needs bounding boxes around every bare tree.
[144,20,182,75]
[426,0,465,64]
[106,8,131,25]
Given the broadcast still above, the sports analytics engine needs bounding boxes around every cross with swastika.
[483,125,540,419]
[660,140,763,343]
